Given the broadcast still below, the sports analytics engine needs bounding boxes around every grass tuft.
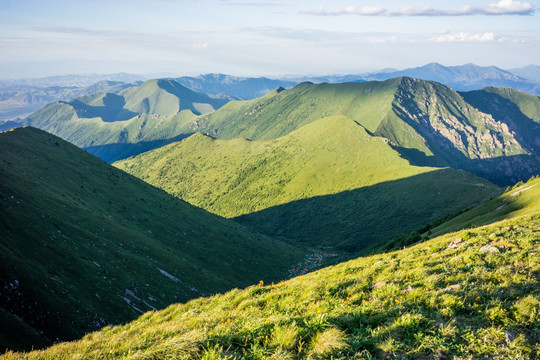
[309,327,348,358]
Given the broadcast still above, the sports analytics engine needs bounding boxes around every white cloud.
[304,6,387,16]
[369,35,398,43]
[305,1,534,16]
[484,0,534,14]
[192,42,209,49]
[434,32,496,42]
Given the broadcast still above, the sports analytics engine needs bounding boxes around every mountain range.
[117,77,540,185]
[2,62,539,123]
[13,76,540,184]
[0,81,140,123]
[18,79,229,162]
[363,63,540,95]
[1,63,540,357]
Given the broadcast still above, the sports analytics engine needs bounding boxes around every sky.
[0,0,539,78]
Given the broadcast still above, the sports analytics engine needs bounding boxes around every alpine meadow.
[1,0,540,359]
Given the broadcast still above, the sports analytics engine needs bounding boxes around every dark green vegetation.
[4,176,539,359]
[20,79,229,162]
[382,176,540,252]
[116,115,500,252]
[0,127,304,351]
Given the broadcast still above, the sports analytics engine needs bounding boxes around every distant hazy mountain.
[509,64,540,83]
[19,79,230,162]
[0,80,140,122]
[0,73,148,88]
[363,63,540,95]
[174,73,297,99]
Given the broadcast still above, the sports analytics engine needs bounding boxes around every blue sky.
[0,0,538,78]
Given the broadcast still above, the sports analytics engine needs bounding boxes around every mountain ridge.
[18,79,230,162]
[0,126,304,351]
[116,113,501,252]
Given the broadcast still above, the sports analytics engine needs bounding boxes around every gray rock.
[479,245,500,253]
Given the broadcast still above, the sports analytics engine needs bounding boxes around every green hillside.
[5,177,539,359]
[189,78,539,185]
[116,115,500,252]
[21,77,540,183]
[21,79,228,162]
[0,127,304,351]
[121,79,227,116]
[193,79,398,140]
[427,176,540,238]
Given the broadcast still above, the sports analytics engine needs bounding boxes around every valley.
[1,69,539,358]
[3,176,539,359]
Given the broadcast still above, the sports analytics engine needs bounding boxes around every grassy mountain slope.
[116,115,500,252]
[428,176,540,238]
[120,79,228,116]
[194,79,398,140]
[0,127,304,351]
[187,78,539,185]
[20,79,228,162]
[0,81,137,122]
[5,178,539,359]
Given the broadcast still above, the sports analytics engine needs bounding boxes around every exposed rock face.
[378,77,540,185]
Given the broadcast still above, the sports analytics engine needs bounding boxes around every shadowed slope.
[116,116,500,252]
[4,176,539,359]
[0,127,304,351]
[235,169,498,253]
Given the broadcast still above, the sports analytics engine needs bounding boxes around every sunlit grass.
[4,206,539,359]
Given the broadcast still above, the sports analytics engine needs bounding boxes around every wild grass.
[0,127,304,351]
[4,200,539,359]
